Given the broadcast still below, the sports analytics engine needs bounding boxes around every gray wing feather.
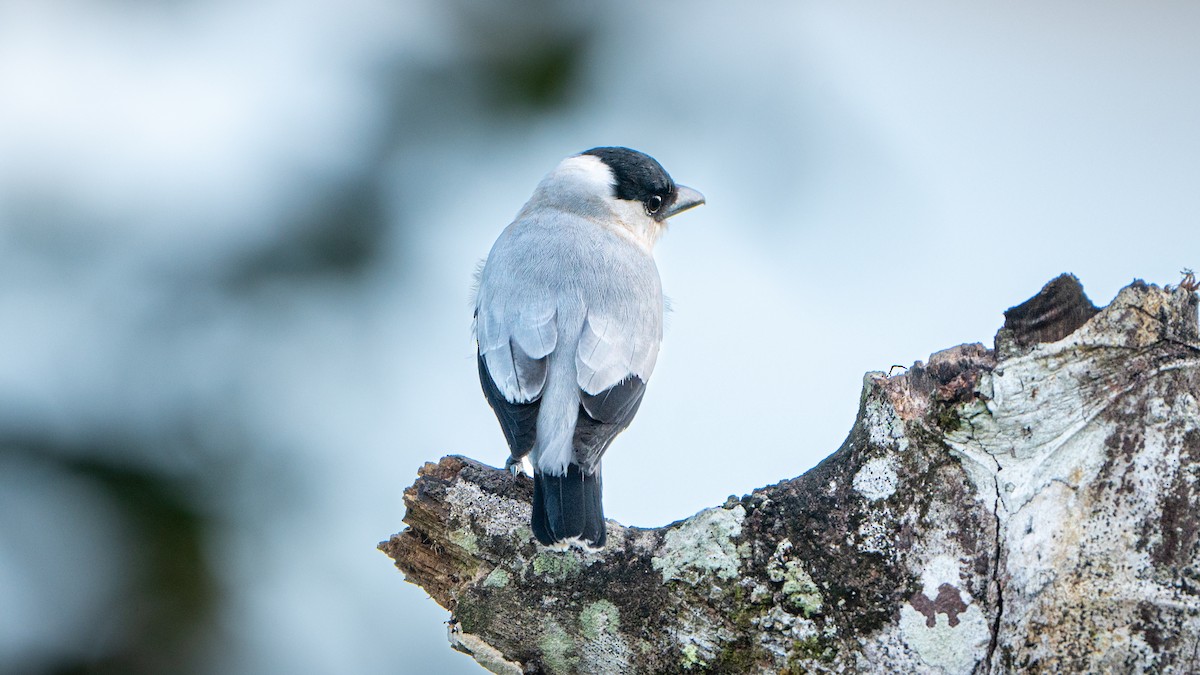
[575,305,661,395]
[571,267,662,468]
[477,301,557,404]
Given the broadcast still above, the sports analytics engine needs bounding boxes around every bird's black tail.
[532,463,605,548]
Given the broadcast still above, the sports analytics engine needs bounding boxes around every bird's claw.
[505,456,524,477]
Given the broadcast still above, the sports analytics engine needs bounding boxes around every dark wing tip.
[477,352,540,460]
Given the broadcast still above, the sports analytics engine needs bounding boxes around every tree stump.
[380,275,1200,674]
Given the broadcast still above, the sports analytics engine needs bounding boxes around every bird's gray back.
[477,209,663,385]
[475,209,663,472]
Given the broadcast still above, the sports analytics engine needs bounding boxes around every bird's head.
[525,146,705,250]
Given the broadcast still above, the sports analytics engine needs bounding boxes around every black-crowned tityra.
[474,147,704,549]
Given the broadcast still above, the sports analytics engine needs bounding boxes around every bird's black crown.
[582,147,678,218]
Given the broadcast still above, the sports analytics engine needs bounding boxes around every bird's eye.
[645,195,663,216]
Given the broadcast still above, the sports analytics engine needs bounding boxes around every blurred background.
[2,1,1198,673]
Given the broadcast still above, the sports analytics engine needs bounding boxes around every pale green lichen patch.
[539,620,577,674]
[579,600,632,671]
[580,600,620,640]
[767,539,824,617]
[653,505,746,585]
[532,551,581,581]
[781,569,823,617]
[482,567,511,589]
[681,643,703,670]
[448,528,480,555]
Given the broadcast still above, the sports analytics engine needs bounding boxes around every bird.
[473,147,704,549]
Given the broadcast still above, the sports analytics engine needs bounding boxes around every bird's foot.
[505,455,529,477]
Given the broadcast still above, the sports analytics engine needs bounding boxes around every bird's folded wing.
[571,306,660,469]
[573,315,651,469]
[575,310,660,395]
[477,301,557,404]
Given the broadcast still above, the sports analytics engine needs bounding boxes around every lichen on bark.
[380,275,1200,674]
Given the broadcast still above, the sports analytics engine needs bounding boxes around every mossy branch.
[381,276,1200,674]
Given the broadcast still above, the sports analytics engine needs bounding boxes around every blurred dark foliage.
[2,439,215,675]
[222,2,594,292]
[488,39,582,111]
[446,1,593,114]
[224,176,390,289]
[2,3,599,673]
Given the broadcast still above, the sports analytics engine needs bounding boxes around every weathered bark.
[380,275,1200,674]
